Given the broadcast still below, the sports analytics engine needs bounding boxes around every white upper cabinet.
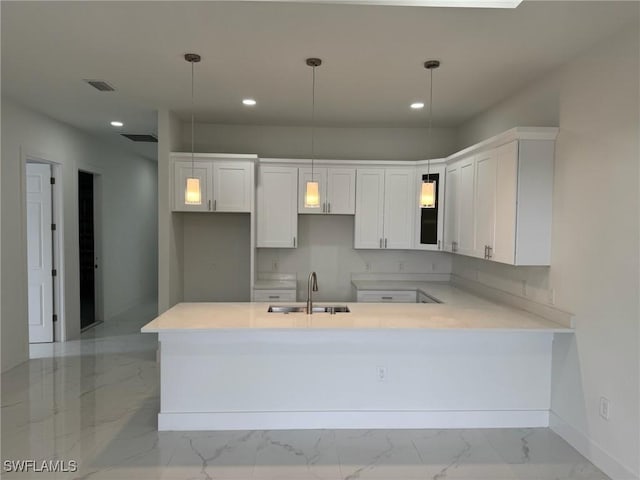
[492,141,518,264]
[174,161,213,212]
[213,162,253,212]
[384,169,415,249]
[443,128,557,266]
[257,166,298,248]
[172,155,254,213]
[354,169,385,249]
[298,167,355,214]
[326,168,356,214]
[443,162,459,253]
[473,149,497,259]
[354,167,415,249]
[414,164,446,251]
[457,156,476,257]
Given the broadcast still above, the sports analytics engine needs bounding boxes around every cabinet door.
[174,161,212,212]
[443,162,459,252]
[457,156,476,256]
[326,168,356,214]
[384,169,415,249]
[213,162,252,212]
[493,141,518,264]
[415,164,445,251]
[257,166,298,248]
[474,150,497,259]
[298,168,327,214]
[354,169,385,249]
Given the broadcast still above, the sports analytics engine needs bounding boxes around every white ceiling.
[1,1,637,158]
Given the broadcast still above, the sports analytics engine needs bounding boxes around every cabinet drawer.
[356,290,417,303]
[253,290,296,302]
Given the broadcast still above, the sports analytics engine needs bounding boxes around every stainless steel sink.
[268,305,350,314]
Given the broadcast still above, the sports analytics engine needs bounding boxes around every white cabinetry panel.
[174,161,212,212]
[213,162,252,212]
[257,166,298,248]
[354,169,385,249]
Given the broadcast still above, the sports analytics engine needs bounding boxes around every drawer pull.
[268,295,280,299]
[381,296,393,300]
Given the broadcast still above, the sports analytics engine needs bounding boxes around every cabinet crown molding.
[447,127,559,163]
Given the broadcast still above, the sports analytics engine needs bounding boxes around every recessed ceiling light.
[242,98,257,106]
[410,102,425,110]
[110,121,124,127]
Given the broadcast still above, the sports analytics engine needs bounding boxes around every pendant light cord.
[311,64,316,181]
[191,59,195,177]
[427,66,433,182]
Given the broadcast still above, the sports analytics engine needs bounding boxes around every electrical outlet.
[376,366,386,382]
[521,280,527,297]
[399,262,404,272]
[365,262,371,272]
[431,262,437,271]
[548,288,556,305]
[272,260,279,271]
[599,397,611,421]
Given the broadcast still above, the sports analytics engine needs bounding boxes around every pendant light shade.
[304,180,320,208]
[185,177,202,205]
[305,57,322,209]
[185,53,202,205]
[421,59,440,209]
[420,180,436,208]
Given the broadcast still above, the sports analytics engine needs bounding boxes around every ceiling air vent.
[84,79,115,92]
[121,134,158,143]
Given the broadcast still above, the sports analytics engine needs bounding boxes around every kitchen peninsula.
[142,283,571,431]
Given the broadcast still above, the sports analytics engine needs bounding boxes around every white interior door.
[26,163,54,343]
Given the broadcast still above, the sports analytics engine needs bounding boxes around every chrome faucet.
[306,272,319,314]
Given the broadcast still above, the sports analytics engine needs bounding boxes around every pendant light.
[304,58,322,209]
[184,53,202,205]
[420,60,440,209]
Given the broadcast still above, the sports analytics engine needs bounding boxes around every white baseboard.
[550,412,638,480]
[158,409,549,431]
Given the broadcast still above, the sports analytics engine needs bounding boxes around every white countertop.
[142,292,572,334]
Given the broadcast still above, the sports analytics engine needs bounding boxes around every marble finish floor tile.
[1,301,610,480]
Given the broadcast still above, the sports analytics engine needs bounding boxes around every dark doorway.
[78,171,96,329]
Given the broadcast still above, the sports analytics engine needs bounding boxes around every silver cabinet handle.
[268,295,280,299]
[379,238,383,248]
[452,241,457,252]
[214,199,217,211]
[484,245,488,259]
[208,199,212,211]
[385,238,388,248]
[381,296,393,300]
[438,240,441,250]
[293,237,296,247]
[322,203,326,213]
[328,202,331,213]
[487,246,492,259]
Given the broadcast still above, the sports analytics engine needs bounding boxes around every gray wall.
[183,123,458,160]
[1,98,158,372]
[454,24,639,478]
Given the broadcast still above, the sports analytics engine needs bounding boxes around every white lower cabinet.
[354,168,415,249]
[356,290,417,303]
[253,289,297,302]
[257,166,298,248]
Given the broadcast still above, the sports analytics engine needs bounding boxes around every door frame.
[22,150,66,342]
[77,163,104,326]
